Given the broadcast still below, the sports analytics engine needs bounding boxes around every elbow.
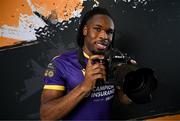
[40,106,64,120]
[40,107,49,120]
[40,106,55,120]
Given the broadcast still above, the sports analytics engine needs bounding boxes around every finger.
[91,68,104,75]
[90,55,104,60]
[103,71,106,81]
[93,65,106,80]
[92,69,106,80]
[91,63,105,70]
[92,73,104,81]
[88,55,105,65]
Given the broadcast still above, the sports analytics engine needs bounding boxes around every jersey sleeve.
[43,58,66,91]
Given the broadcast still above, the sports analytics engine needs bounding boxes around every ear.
[83,26,87,36]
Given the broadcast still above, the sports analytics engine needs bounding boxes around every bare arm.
[40,84,90,120]
[40,55,106,120]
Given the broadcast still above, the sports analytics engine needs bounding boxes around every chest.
[63,64,85,91]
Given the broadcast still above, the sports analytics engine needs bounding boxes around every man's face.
[83,14,114,56]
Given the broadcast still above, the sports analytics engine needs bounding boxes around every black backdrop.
[1,0,180,119]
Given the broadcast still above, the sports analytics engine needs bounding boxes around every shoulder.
[51,49,79,67]
[53,49,78,61]
[44,50,79,78]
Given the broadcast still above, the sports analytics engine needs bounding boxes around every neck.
[82,46,92,57]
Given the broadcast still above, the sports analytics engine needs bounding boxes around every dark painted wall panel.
[0,0,180,119]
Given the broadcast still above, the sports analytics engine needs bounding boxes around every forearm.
[40,84,90,120]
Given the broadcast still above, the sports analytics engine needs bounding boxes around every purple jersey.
[43,50,115,120]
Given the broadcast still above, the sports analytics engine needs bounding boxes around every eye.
[93,27,101,32]
[106,30,114,35]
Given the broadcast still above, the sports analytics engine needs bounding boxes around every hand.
[82,55,106,91]
[117,88,132,104]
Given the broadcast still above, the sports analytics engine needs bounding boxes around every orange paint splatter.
[0,0,84,48]
[0,0,32,27]
[31,0,83,20]
[0,0,83,26]
[0,37,22,47]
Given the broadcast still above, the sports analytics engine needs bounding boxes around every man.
[40,7,131,120]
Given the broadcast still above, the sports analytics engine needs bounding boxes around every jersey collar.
[83,51,89,59]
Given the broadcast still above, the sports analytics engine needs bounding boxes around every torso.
[53,49,115,120]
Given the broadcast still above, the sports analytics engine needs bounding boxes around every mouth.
[96,40,110,50]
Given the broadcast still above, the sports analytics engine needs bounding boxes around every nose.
[99,30,108,40]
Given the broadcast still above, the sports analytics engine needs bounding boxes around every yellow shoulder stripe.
[43,85,65,90]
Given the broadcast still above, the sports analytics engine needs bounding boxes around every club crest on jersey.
[44,62,55,77]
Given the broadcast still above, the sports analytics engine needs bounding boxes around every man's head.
[77,7,115,56]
